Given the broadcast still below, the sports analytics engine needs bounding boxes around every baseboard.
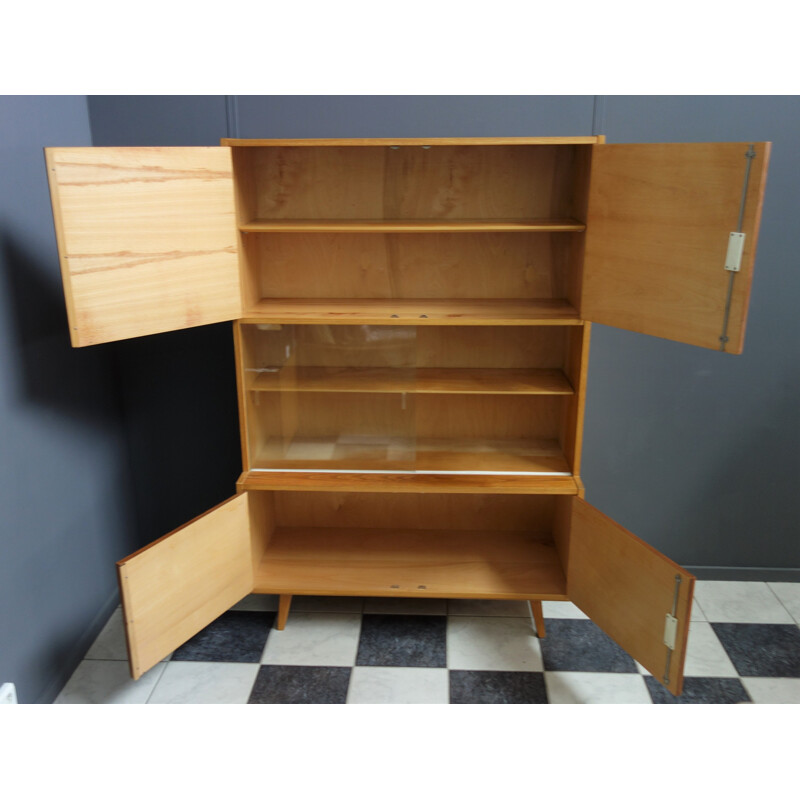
[687,566,800,582]
[35,589,120,704]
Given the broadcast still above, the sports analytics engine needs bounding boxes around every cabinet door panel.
[117,494,253,679]
[46,147,241,346]
[583,142,770,353]
[565,497,694,694]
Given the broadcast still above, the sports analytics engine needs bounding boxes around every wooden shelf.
[241,298,582,326]
[252,436,570,475]
[253,527,568,600]
[248,366,574,395]
[240,218,586,233]
[238,470,580,495]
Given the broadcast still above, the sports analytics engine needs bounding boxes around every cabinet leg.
[276,595,292,630]
[529,600,546,638]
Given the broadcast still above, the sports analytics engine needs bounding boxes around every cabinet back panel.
[249,232,577,300]
[416,326,567,369]
[250,393,562,443]
[239,325,568,370]
[238,145,585,221]
[273,492,556,533]
[416,395,563,440]
[252,392,416,440]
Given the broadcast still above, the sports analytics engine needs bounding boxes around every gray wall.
[0,96,135,703]
[84,95,799,579]
[582,96,800,578]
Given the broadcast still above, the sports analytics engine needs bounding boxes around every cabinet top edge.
[220,136,602,147]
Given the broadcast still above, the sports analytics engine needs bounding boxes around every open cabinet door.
[45,147,242,346]
[117,494,254,680]
[582,142,770,353]
[563,497,695,695]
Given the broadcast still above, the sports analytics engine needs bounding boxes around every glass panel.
[243,325,416,471]
[414,327,571,475]
[240,324,575,476]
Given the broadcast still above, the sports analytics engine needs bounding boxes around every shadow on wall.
[109,320,243,545]
[0,233,139,554]
[3,228,242,554]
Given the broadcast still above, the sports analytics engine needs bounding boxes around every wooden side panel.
[45,147,241,346]
[117,494,253,679]
[247,491,275,574]
[560,324,591,475]
[567,498,694,694]
[583,142,770,353]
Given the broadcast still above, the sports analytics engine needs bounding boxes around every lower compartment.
[254,527,566,599]
[250,491,569,600]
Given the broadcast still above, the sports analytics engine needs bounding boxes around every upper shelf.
[249,366,574,395]
[241,298,582,326]
[239,218,586,234]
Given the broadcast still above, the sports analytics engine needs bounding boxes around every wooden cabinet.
[45,136,770,695]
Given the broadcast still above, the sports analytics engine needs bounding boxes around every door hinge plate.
[725,231,746,272]
[663,613,678,650]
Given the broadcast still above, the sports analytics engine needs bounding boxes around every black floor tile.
[538,619,638,673]
[711,623,800,678]
[171,610,275,663]
[356,614,447,668]
[450,670,548,704]
[248,665,351,704]
[645,676,751,704]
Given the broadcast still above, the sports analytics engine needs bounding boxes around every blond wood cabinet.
[45,137,770,695]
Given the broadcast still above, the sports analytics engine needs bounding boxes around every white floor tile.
[545,672,652,704]
[767,583,800,624]
[231,594,279,612]
[84,607,170,662]
[262,613,361,666]
[364,597,447,615]
[691,600,707,621]
[541,601,588,619]
[84,607,128,660]
[347,667,449,704]
[447,616,543,672]
[741,677,800,704]
[291,595,364,613]
[54,660,165,704]
[693,581,794,623]
[447,599,530,617]
[682,621,738,677]
[147,662,259,704]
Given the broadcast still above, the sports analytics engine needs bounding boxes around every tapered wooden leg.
[276,594,292,630]
[529,600,546,638]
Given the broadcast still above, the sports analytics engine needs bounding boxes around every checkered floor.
[55,581,800,703]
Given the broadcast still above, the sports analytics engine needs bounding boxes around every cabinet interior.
[237,323,587,476]
[249,491,570,600]
[231,144,592,322]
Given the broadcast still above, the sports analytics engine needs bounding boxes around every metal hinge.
[719,145,756,351]
[662,574,682,685]
[724,232,746,273]
[663,613,678,650]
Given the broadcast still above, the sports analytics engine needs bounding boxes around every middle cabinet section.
[237,324,585,476]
